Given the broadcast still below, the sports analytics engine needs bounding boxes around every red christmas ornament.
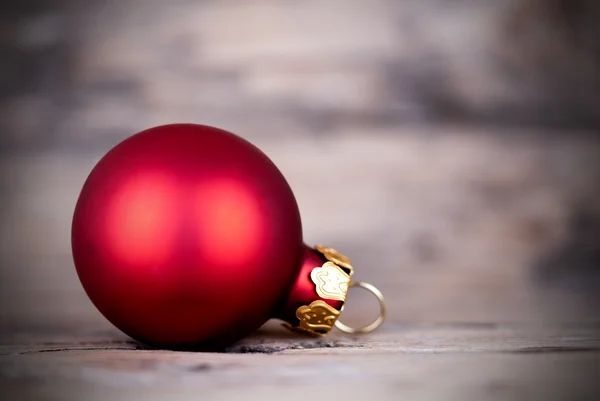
[72,124,384,350]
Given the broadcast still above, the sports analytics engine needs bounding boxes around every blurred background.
[1,0,599,339]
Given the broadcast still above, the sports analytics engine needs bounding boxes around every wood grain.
[1,323,599,401]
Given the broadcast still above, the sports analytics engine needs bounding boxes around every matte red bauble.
[72,124,384,350]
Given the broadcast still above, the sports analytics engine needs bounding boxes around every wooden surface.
[1,322,600,401]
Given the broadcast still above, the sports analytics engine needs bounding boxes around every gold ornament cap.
[276,245,385,337]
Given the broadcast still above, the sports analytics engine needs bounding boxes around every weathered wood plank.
[1,324,599,401]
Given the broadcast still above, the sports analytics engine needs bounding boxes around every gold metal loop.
[334,281,386,334]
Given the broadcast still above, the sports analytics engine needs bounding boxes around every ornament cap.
[275,244,385,337]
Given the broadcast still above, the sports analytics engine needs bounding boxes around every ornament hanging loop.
[334,281,386,334]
